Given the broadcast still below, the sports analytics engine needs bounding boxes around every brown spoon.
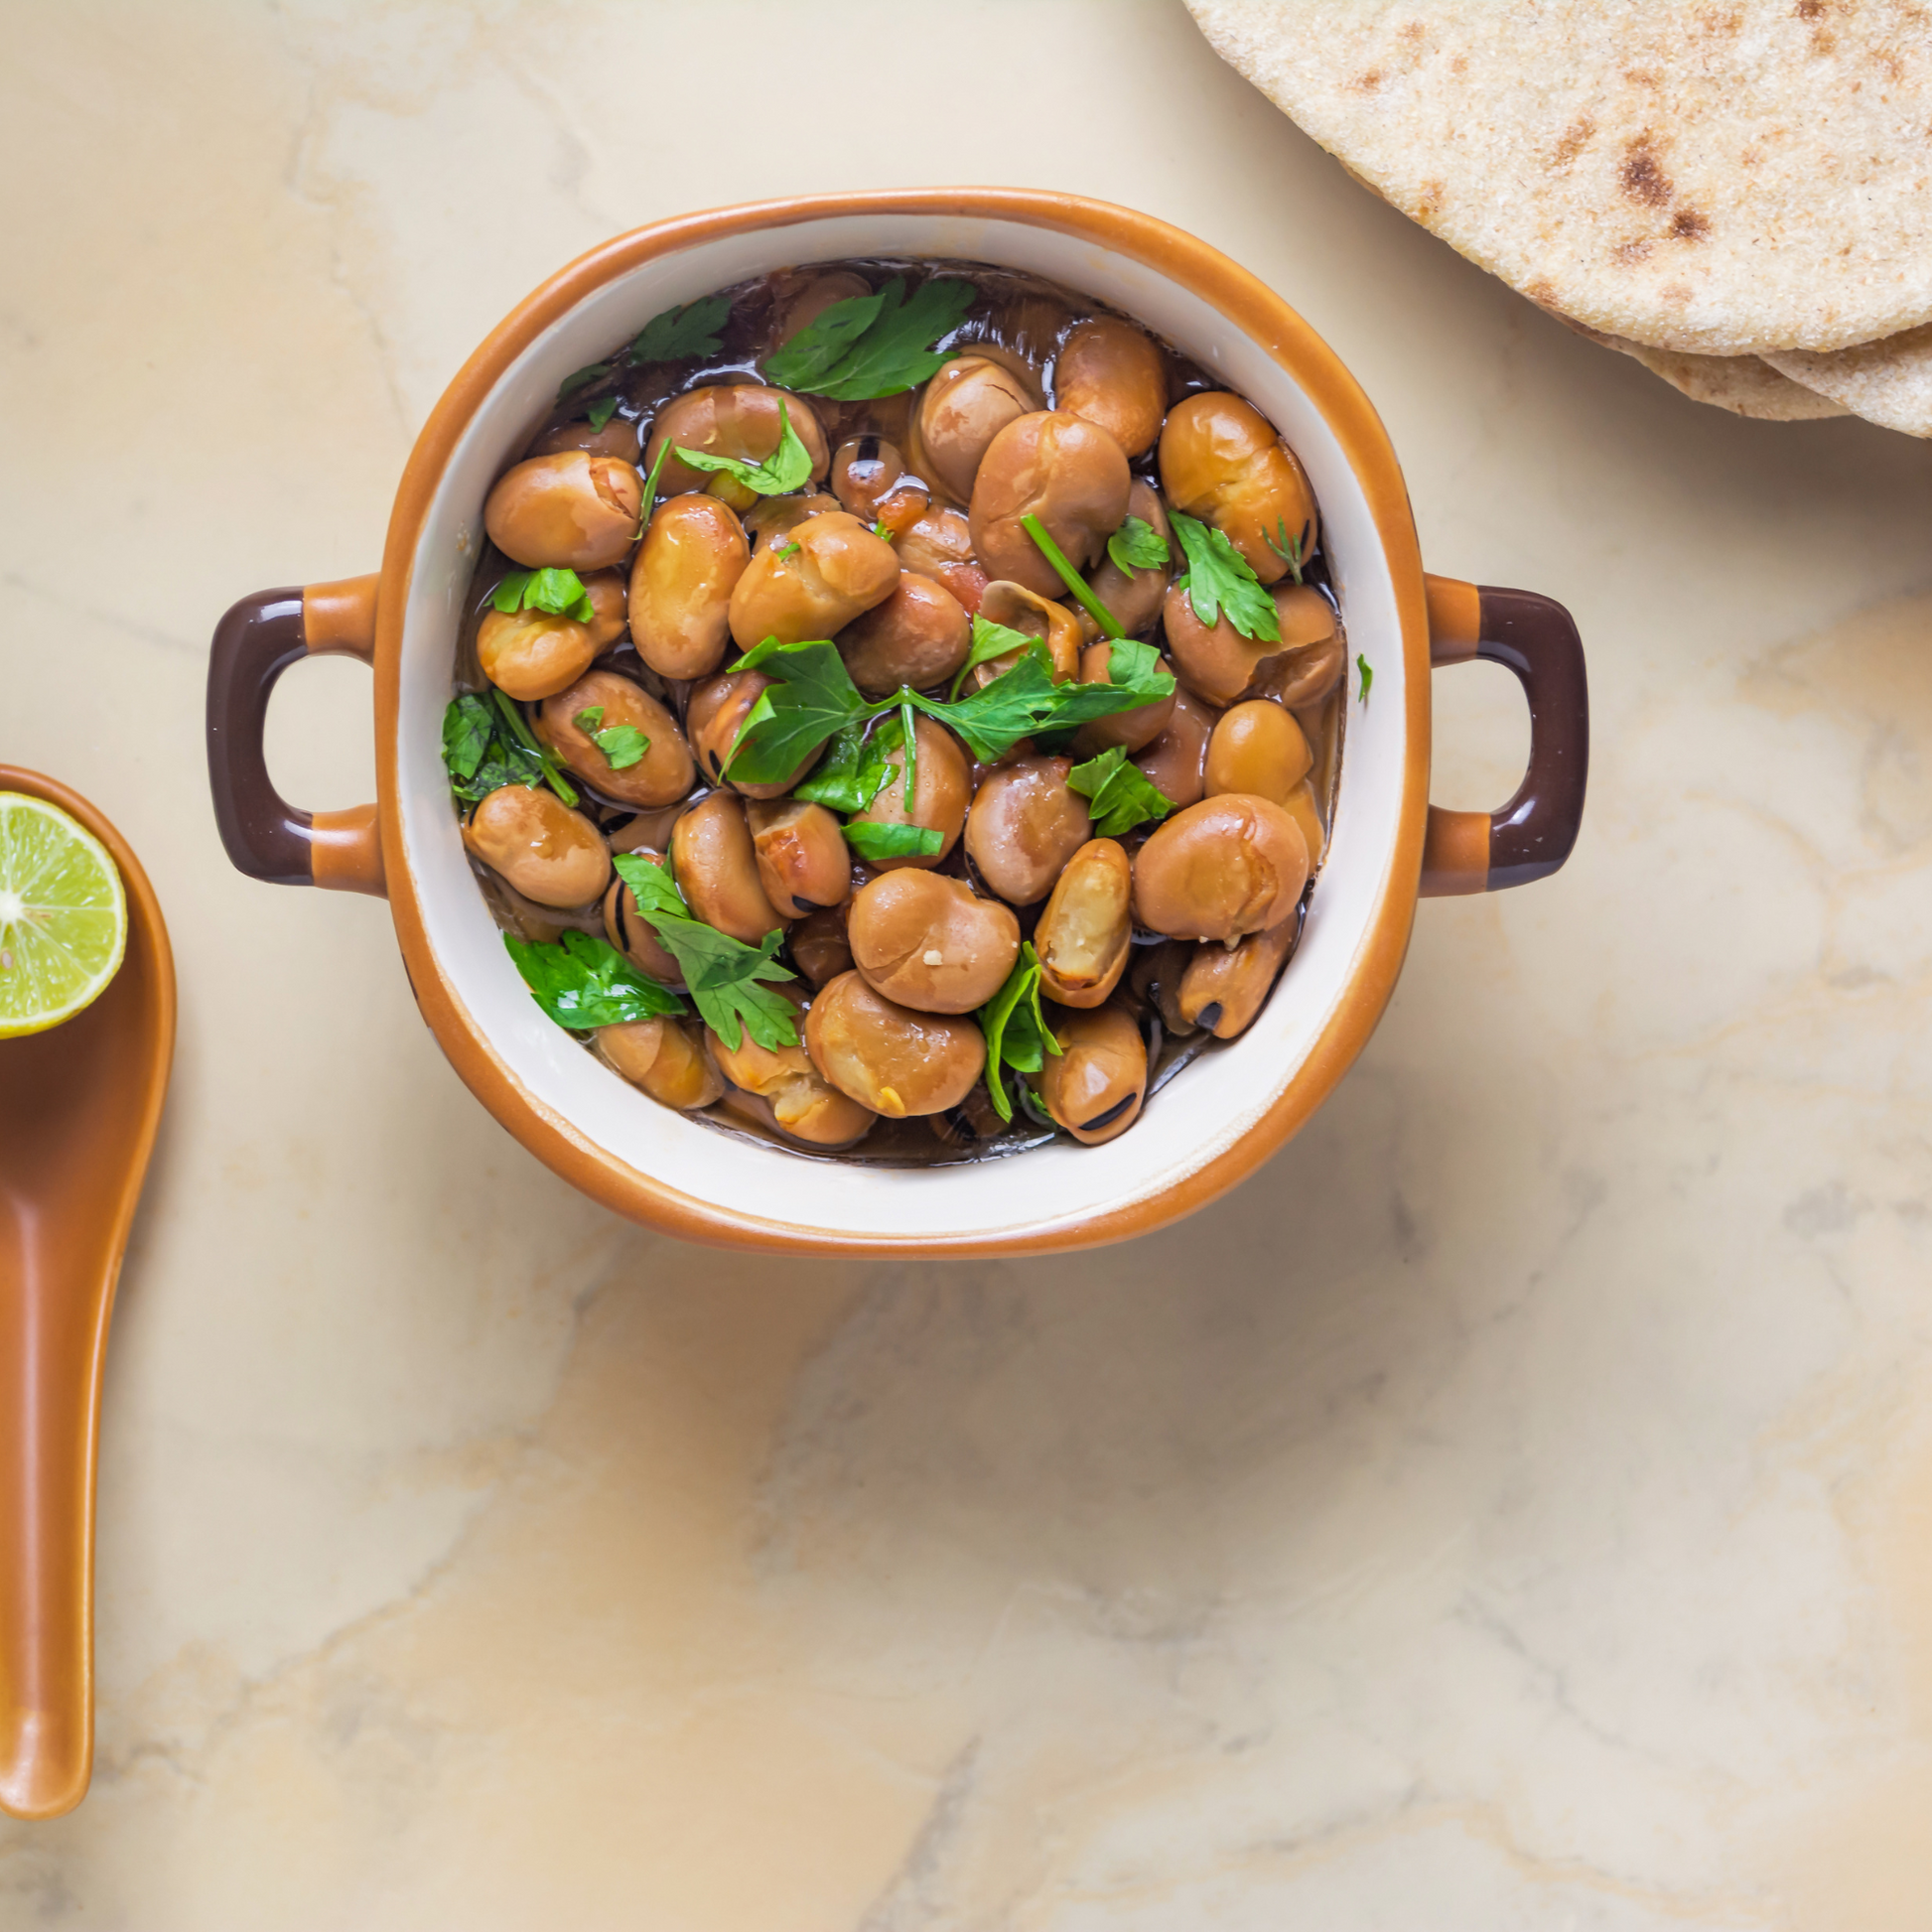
[0,767,174,1820]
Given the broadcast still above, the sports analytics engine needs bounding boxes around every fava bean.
[627,494,749,680]
[746,797,852,918]
[964,757,1091,904]
[1178,919,1298,1039]
[1031,1003,1146,1145]
[709,989,876,1148]
[483,451,642,572]
[805,970,987,1117]
[1132,793,1310,942]
[1159,392,1318,585]
[974,580,1082,685]
[687,670,823,798]
[645,384,830,502]
[463,784,611,908]
[1163,577,1337,708]
[597,1017,723,1109]
[846,715,969,870]
[916,355,1040,504]
[1280,779,1326,866]
[728,509,899,650]
[969,410,1132,598]
[1130,684,1219,809]
[602,867,684,986]
[476,608,602,702]
[836,571,971,697]
[1034,840,1133,1008]
[1070,640,1176,758]
[669,790,787,942]
[1054,317,1167,459]
[1204,701,1311,805]
[538,670,694,808]
[848,871,1020,1014]
[788,903,855,988]
[1077,480,1171,645]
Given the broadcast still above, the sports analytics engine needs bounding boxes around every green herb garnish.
[1356,652,1373,705]
[950,613,1036,699]
[592,725,648,769]
[611,853,798,1052]
[1066,746,1174,838]
[674,399,813,497]
[873,519,896,542]
[1265,516,1307,584]
[1107,516,1169,575]
[559,361,614,401]
[505,929,684,1031]
[1020,513,1123,639]
[842,821,945,862]
[763,274,975,400]
[790,720,894,814]
[628,295,731,365]
[491,567,597,626]
[585,396,621,432]
[773,539,801,561]
[443,692,544,803]
[976,943,1062,1123]
[723,638,869,787]
[1170,509,1279,643]
[489,688,578,806]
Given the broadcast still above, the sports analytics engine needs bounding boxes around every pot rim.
[372,189,1430,1257]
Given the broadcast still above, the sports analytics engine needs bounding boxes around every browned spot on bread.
[1620,142,1675,207]
[1355,68,1383,90]
[1613,238,1654,264]
[1524,277,1559,307]
[1399,18,1425,39]
[1414,178,1446,218]
[1660,282,1693,306]
[1553,116,1595,166]
[1794,0,1823,17]
[1623,67,1662,85]
[1671,207,1711,240]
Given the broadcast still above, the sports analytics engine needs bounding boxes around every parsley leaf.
[1107,515,1169,575]
[488,688,579,806]
[504,929,684,1031]
[764,275,975,400]
[843,821,945,862]
[491,567,596,626]
[628,295,731,364]
[723,639,870,786]
[1265,515,1308,584]
[1170,509,1280,643]
[674,399,813,497]
[1066,746,1174,838]
[1356,652,1373,705]
[950,612,1036,699]
[591,725,649,769]
[585,396,621,432]
[573,706,606,733]
[559,360,614,401]
[790,720,894,813]
[774,539,801,561]
[611,853,798,1052]
[442,692,579,807]
[976,943,1062,1123]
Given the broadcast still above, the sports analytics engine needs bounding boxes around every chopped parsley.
[976,943,1062,1123]
[628,296,731,364]
[763,275,975,400]
[491,567,596,626]
[1107,515,1170,575]
[674,399,814,497]
[505,928,684,1031]
[1170,509,1279,643]
[842,821,945,862]
[1066,746,1175,838]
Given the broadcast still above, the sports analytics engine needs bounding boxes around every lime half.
[0,792,128,1038]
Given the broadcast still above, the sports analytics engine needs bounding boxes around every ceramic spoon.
[0,767,174,1820]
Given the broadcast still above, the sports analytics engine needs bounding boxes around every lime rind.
[0,792,128,1038]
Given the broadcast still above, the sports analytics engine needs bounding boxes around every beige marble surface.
[5,1,1932,1924]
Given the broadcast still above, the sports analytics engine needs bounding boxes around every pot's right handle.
[1420,575,1588,897]
[207,576,387,897]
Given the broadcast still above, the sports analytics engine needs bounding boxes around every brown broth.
[456,258,1344,1167]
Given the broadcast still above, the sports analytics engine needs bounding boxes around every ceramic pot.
[207,191,1587,1256]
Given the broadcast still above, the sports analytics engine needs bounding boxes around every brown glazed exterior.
[204,192,1587,1255]
[0,768,176,1820]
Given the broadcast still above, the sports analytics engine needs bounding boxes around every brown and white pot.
[207,191,1587,1257]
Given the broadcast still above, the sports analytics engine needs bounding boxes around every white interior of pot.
[396,212,1409,1242]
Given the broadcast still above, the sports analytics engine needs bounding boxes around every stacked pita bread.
[1185,0,1932,433]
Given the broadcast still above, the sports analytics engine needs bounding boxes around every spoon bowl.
[0,768,174,1820]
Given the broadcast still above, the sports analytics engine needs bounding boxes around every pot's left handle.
[207,575,387,897]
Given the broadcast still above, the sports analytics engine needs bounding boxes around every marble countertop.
[6,2,1932,1924]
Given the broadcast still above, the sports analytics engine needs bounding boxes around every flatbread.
[1185,0,1932,356]
[1763,326,1932,437]
[1568,324,1851,421]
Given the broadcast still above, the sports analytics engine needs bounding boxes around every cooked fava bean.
[644,384,830,501]
[687,670,823,798]
[709,991,876,1148]
[1178,919,1298,1039]
[1031,1003,1146,1145]
[1055,318,1167,459]
[1280,779,1325,866]
[606,803,687,857]
[1262,631,1345,709]
[1126,937,1196,1038]
[1204,701,1312,805]
[538,671,693,808]
[602,869,683,986]
[744,491,842,551]
[847,715,970,870]
[831,435,908,519]
[1131,684,1219,809]
[964,757,1091,903]
[788,903,855,988]
[746,797,851,918]
[464,784,611,908]
[627,494,749,680]
[528,415,642,464]
[483,451,643,572]
[836,571,971,696]
[1159,392,1318,585]
[728,509,899,650]
[669,790,786,942]
[916,354,1040,504]
[848,872,1020,1013]
[579,570,630,648]
[974,580,1082,685]
[1076,480,1171,646]
[805,970,987,1117]
[970,410,1132,598]
[476,608,602,702]
[1070,640,1176,758]
[597,1017,723,1109]
[895,505,987,613]
[1133,794,1310,942]
[1035,840,1133,1008]
[1163,577,1336,708]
